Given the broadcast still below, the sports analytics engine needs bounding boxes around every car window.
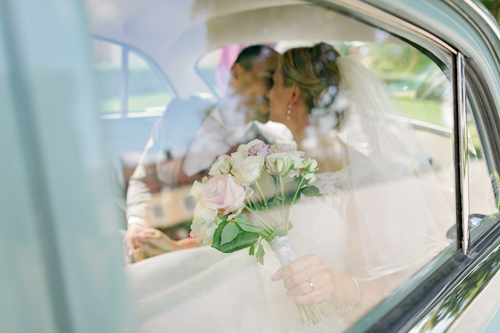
[93,39,122,113]
[465,70,500,240]
[92,39,175,115]
[127,50,173,113]
[87,1,460,331]
[92,39,179,197]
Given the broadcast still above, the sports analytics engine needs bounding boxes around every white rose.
[291,154,306,170]
[229,150,248,166]
[189,180,205,200]
[304,158,319,172]
[304,172,317,184]
[265,152,294,176]
[209,155,231,176]
[190,202,219,244]
[231,155,265,186]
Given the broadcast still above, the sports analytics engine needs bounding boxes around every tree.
[480,0,500,22]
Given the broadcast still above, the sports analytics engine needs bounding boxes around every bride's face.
[267,63,295,124]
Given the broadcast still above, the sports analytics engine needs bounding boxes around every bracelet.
[337,275,360,312]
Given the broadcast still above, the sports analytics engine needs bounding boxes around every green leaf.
[256,243,266,265]
[267,198,280,209]
[212,222,260,253]
[301,185,322,197]
[272,196,283,206]
[269,225,287,241]
[233,214,265,233]
[249,243,255,256]
[237,222,264,233]
[221,222,239,245]
[232,213,249,223]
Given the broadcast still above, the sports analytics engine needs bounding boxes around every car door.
[89,0,467,331]
[86,0,500,331]
[0,0,132,331]
[4,0,500,332]
[344,0,500,331]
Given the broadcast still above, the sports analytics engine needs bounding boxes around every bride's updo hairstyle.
[280,42,341,111]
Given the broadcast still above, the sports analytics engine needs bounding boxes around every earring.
[287,104,291,120]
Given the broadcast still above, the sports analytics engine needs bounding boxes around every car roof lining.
[88,0,404,98]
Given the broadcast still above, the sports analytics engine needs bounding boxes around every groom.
[125,45,292,262]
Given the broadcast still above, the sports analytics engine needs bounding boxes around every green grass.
[396,98,446,127]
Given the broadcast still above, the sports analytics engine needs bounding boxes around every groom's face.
[230,50,279,123]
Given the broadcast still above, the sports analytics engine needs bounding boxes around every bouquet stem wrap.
[270,236,332,325]
[269,235,298,267]
[190,141,325,325]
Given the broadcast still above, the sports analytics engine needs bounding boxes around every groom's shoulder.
[255,121,294,144]
[159,95,217,125]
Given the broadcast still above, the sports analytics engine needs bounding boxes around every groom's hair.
[234,45,278,72]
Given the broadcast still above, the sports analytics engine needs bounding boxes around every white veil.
[335,55,451,281]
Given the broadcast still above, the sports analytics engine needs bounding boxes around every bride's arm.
[271,193,391,323]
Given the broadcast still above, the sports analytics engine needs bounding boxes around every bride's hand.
[271,254,334,304]
[133,228,178,258]
[133,229,204,260]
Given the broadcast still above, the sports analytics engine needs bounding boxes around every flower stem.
[291,176,305,206]
[254,181,269,211]
[288,176,305,231]
[244,204,274,236]
[279,175,286,227]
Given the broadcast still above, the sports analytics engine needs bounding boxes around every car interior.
[86,0,498,328]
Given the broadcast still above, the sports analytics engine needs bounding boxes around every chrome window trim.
[463,0,500,55]
[409,119,452,138]
[463,58,500,241]
[408,220,500,332]
[457,52,470,255]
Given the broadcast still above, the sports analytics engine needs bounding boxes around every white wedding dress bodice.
[126,170,353,333]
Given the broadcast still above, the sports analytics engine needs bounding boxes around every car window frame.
[465,58,500,243]
[93,37,177,117]
[314,1,500,332]
[356,54,500,333]
[304,0,500,331]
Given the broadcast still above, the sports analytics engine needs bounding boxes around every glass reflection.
[86,0,456,331]
[414,246,500,332]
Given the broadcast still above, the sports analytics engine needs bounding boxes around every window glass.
[368,43,452,128]
[467,97,498,235]
[93,40,122,113]
[127,51,172,112]
[87,1,457,331]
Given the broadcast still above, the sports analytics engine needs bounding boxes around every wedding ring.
[308,281,314,293]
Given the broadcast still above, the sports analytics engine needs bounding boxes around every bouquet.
[189,139,332,325]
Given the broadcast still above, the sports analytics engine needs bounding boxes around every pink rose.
[248,143,271,158]
[201,174,246,215]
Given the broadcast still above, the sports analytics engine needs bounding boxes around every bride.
[126,42,451,332]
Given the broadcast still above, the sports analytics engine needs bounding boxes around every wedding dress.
[127,170,353,333]
[125,55,452,332]
[126,169,449,332]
